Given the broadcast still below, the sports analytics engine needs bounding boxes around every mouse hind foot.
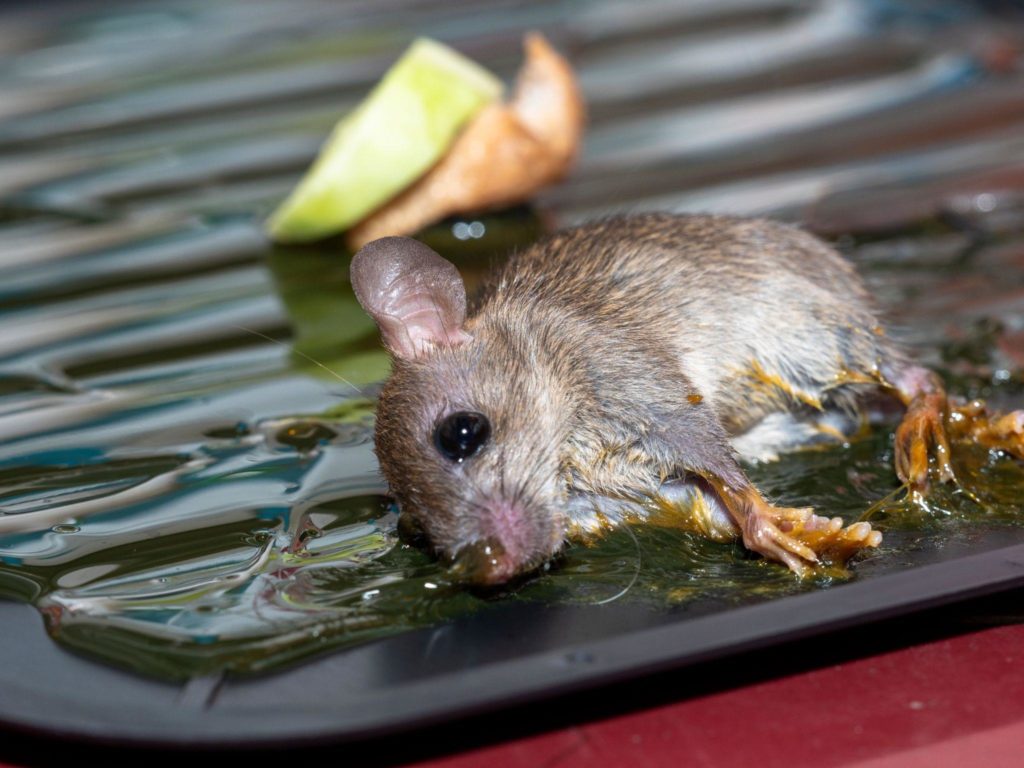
[894,390,957,492]
[885,363,955,493]
[887,363,1024,494]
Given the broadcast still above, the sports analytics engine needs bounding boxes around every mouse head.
[351,237,569,586]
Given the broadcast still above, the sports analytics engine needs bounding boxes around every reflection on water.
[0,0,1023,678]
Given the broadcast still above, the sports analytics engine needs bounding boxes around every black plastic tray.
[4,530,1024,747]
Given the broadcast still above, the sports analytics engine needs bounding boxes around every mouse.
[349,212,1024,585]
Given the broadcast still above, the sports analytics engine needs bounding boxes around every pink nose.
[450,537,523,586]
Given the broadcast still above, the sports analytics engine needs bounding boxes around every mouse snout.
[446,498,563,586]
[449,537,520,586]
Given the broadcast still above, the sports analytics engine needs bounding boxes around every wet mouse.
[350,213,1017,585]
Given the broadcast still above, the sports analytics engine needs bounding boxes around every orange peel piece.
[346,33,585,250]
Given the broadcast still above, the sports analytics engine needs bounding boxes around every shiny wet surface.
[0,0,1023,683]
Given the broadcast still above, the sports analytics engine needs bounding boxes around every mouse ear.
[350,237,471,359]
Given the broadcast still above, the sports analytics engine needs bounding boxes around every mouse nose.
[449,537,522,586]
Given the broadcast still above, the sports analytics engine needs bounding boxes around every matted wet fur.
[354,214,947,584]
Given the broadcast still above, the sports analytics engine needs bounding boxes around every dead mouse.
[350,212,1024,585]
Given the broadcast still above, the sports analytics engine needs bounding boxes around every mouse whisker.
[592,519,642,606]
[232,324,363,396]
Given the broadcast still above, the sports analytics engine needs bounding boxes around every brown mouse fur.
[352,213,964,585]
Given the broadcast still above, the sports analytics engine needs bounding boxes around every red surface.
[411,624,1024,768]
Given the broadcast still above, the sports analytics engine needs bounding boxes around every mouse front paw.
[736,492,882,577]
[704,479,883,576]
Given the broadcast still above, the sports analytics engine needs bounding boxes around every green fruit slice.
[266,39,503,243]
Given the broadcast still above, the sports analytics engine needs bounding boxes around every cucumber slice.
[267,39,503,243]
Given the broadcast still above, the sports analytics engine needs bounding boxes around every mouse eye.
[434,411,490,462]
